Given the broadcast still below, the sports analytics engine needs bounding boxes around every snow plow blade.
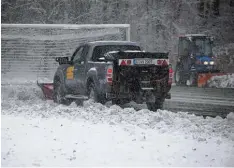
[37,81,54,99]
[197,73,228,87]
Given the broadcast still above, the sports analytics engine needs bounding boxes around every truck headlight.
[204,61,208,65]
[210,61,214,65]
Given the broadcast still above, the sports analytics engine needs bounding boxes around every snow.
[207,74,234,88]
[2,83,234,166]
[227,112,234,122]
[2,114,234,167]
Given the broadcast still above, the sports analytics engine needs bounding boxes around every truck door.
[65,46,83,94]
[178,37,191,72]
[73,45,89,95]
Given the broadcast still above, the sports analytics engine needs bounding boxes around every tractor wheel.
[186,72,198,87]
[175,65,186,86]
[53,80,72,105]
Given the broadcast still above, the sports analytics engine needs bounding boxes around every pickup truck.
[37,41,172,111]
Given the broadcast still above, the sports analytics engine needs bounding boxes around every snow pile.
[2,84,234,166]
[2,84,234,141]
[207,74,234,88]
[1,84,44,102]
[2,115,234,167]
[227,112,234,122]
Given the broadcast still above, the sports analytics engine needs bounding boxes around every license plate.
[134,59,152,65]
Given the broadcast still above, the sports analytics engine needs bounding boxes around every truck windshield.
[92,45,141,61]
[192,38,212,56]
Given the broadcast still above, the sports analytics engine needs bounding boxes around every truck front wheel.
[53,80,72,105]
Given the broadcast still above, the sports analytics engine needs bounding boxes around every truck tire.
[87,82,106,104]
[53,80,72,105]
[112,99,121,105]
[146,100,164,112]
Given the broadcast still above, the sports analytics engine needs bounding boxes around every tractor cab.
[175,34,220,86]
[178,34,214,67]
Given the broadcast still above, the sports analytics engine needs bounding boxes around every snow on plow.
[197,72,230,87]
[206,73,234,88]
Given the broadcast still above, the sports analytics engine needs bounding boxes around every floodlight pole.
[126,25,131,41]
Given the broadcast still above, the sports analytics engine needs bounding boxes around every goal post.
[1,24,131,84]
[1,24,131,41]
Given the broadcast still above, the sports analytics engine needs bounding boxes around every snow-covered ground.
[208,74,234,88]
[2,84,234,166]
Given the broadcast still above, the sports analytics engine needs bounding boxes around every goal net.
[1,24,130,84]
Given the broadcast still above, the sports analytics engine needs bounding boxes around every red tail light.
[106,65,113,84]
[107,78,112,83]
[169,67,173,73]
[168,65,173,85]
[107,68,113,74]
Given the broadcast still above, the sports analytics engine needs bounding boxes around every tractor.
[174,34,225,87]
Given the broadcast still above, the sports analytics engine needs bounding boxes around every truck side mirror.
[55,57,72,65]
[188,37,192,42]
[210,37,214,41]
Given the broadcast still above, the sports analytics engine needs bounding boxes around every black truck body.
[38,41,172,111]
